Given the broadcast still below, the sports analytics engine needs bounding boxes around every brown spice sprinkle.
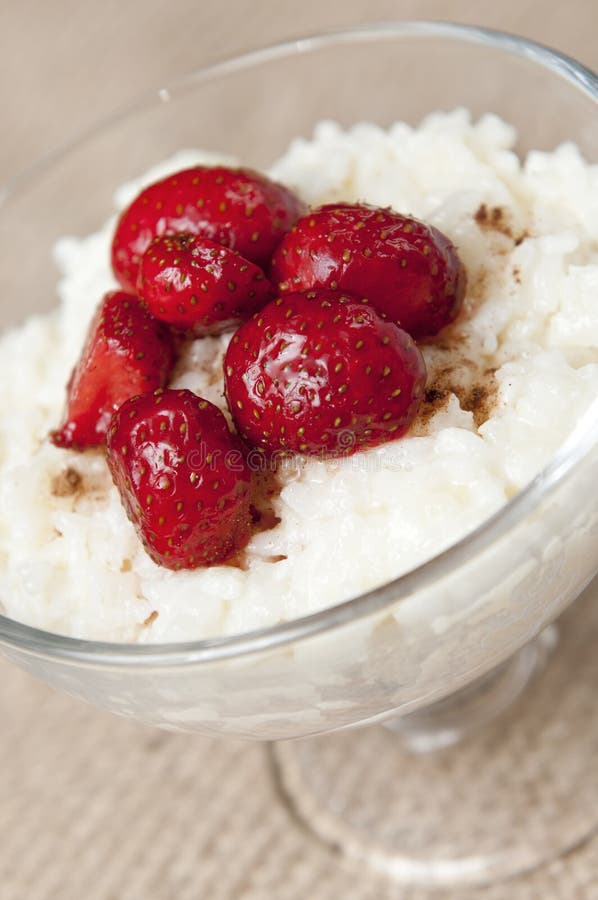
[226,469,283,571]
[413,293,499,435]
[474,203,528,247]
[412,203,529,435]
[464,380,497,429]
[414,361,498,433]
[416,387,450,431]
[474,203,511,238]
[51,466,83,497]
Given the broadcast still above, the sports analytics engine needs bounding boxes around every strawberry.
[112,166,304,293]
[106,389,253,569]
[270,203,466,339]
[50,291,174,450]
[137,233,275,334]
[224,291,426,457]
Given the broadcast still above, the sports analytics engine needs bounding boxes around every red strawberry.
[51,291,174,450]
[270,203,466,339]
[106,389,253,569]
[224,291,426,457]
[137,233,275,334]
[112,166,305,293]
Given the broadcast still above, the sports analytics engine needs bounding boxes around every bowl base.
[270,600,598,888]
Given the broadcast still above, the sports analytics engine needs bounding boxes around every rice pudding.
[0,109,597,642]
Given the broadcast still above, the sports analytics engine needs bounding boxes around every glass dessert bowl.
[1,21,598,889]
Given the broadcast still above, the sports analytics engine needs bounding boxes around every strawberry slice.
[50,291,174,450]
[270,203,466,339]
[112,166,304,293]
[224,291,426,458]
[137,234,275,334]
[106,389,254,569]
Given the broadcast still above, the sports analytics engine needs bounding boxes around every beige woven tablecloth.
[1,2,598,898]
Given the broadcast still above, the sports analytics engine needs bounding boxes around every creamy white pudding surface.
[1,109,597,642]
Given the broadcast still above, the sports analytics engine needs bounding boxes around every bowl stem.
[386,625,558,753]
[270,595,598,887]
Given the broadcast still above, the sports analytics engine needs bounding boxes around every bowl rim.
[1,19,597,667]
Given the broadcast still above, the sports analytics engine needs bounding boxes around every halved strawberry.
[270,203,466,339]
[106,389,254,569]
[50,291,174,449]
[137,234,275,334]
[112,166,304,293]
[224,291,426,457]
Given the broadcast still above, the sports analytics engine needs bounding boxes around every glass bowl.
[0,20,597,887]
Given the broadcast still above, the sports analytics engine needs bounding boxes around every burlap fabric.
[1,2,598,897]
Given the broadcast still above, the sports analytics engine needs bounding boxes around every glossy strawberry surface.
[106,389,254,569]
[112,166,304,293]
[137,233,275,334]
[51,291,174,450]
[224,291,426,458]
[270,203,466,339]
